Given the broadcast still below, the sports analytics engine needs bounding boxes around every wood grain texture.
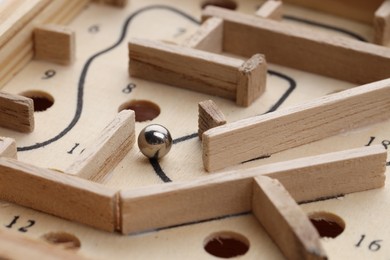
[120,146,386,234]
[198,100,226,140]
[256,0,283,20]
[0,137,17,159]
[237,54,267,107]
[129,38,266,106]
[374,0,390,45]
[66,110,135,182]
[203,78,390,171]
[202,6,390,85]
[0,229,89,260]
[0,158,118,232]
[0,91,34,133]
[182,17,224,53]
[282,0,383,24]
[34,24,76,65]
[253,176,327,260]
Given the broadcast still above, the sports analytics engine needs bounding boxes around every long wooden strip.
[374,0,390,45]
[0,91,34,133]
[253,176,327,260]
[66,110,135,182]
[130,38,267,108]
[282,0,383,24]
[0,229,89,260]
[129,38,241,100]
[0,158,118,232]
[203,78,390,171]
[120,146,386,234]
[203,6,390,85]
[0,137,17,159]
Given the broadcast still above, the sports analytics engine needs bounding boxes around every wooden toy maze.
[1,0,390,259]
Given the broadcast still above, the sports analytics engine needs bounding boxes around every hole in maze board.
[20,90,54,112]
[201,0,238,10]
[41,231,81,250]
[309,211,346,238]
[204,231,250,258]
[118,99,161,122]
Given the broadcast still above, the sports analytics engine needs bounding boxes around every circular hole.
[309,212,345,238]
[204,231,250,258]
[201,0,238,10]
[41,232,81,250]
[20,90,54,112]
[118,100,160,122]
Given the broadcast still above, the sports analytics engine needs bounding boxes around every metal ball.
[138,124,172,159]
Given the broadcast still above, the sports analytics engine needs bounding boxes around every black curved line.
[149,158,172,183]
[17,5,200,152]
[283,15,367,42]
[173,133,198,145]
[265,69,297,113]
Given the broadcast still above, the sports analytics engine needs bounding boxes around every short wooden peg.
[198,100,226,140]
[34,24,76,65]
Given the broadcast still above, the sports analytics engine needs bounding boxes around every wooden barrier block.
[203,78,390,172]
[203,6,390,84]
[120,146,386,234]
[374,0,390,45]
[253,177,327,260]
[66,110,135,182]
[256,0,283,20]
[129,38,267,107]
[34,24,75,65]
[0,158,118,232]
[198,100,226,140]
[0,91,34,133]
[0,137,17,159]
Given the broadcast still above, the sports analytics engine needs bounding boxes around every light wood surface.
[0,0,89,88]
[0,1,390,259]
[253,176,327,260]
[0,91,34,133]
[0,229,89,260]
[203,78,390,171]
